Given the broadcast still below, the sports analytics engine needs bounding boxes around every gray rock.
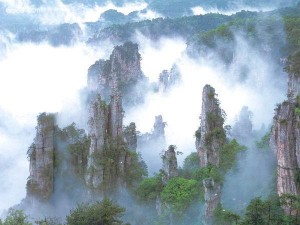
[196,85,226,223]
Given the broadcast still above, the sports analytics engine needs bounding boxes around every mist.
[0,37,114,214]
[124,31,285,176]
[0,0,293,221]
[0,0,148,25]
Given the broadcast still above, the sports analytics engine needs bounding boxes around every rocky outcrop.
[87,42,146,106]
[26,113,56,201]
[271,51,300,212]
[152,115,166,140]
[197,85,225,168]
[108,92,123,138]
[137,115,167,174]
[162,145,178,183]
[231,106,253,144]
[196,85,226,223]
[271,101,300,200]
[86,44,143,191]
[86,95,109,188]
[123,122,137,151]
[158,65,180,92]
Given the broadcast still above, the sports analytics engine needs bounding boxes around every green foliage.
[35,218,61,225]
[189,7,300,63]
[214,204,240,225]
[242,198,266,225]
[96,13,231,43]
[241,196,285,225]
[66,198,127,225]
[294,169,300,186]
[220,139,246,173]
[280,193,300,219]
[135,175,164,202]
[182,152,199,175]
[90,136,146,191]
[37,112,55,125]
[160,177,200,215]
[285,50,300,76]
[256,132,271,150]
[196,165,222,183]
[124,152,148,187]
[57,123,90,176]
[113,42,141,63]
[3,209,32,225]
[295,107,300,116]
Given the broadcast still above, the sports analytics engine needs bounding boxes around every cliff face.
[85,44,141,191]
[86,95,109,188]
[272,101,300,199]
[87,42,146,106]
[271,51,300,213]
[123,122,137,151]
[162,145,178,183]
[197,85,225,168]
[26,113,56,201]
[196,85,226,223]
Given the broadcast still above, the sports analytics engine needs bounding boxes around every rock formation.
[196,85,226,223]
[85,95,109,188]
[85,43,142,191]
[26,113,56,201]
[123,122,137,151]
[271,51,300,212]
[87,42,146,106]
[162,145,178,183]
[137,115,167,174]
[152,115,166,140]
[231,106,253,144]
[158,65,180,92]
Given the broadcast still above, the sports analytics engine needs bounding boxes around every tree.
[35,218,61,225]
[242,198,266,225]
[214,204,241,225]
[135,174,164,202]
[66,198,128,225]
[3,209,32,225]
[160,177,199,215]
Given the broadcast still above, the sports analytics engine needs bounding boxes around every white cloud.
[125,35,286,170]
[0,0,148,25]
[135,34,186,82]
[0,39,113,213]
[191,5,275,16]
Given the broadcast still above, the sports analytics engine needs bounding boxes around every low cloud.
[0,0,148,25]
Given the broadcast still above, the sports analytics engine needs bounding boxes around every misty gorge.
[1,0,300,224]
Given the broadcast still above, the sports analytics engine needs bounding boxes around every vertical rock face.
[162,145,178,183]
[86,43,143,191]
[123,122,137,151]
[272,101,300,200]
[196,85,226,223]
[152,115,166,140]
[197,85,225,168]
[86,95,109,188]
[271,52,300,212]
[87,42,146,106]
[108,92,123,138]
[26,113,56,201]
